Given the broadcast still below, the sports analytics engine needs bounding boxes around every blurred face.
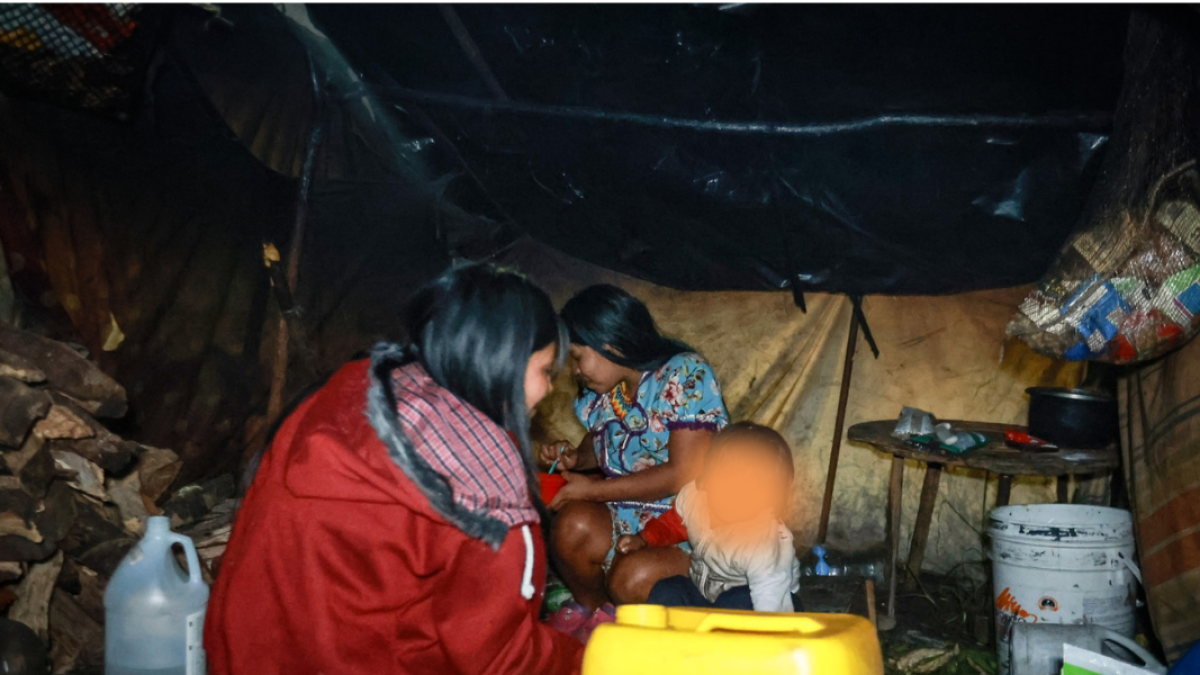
[701,442,792,526]
[525,343,558,413]
[570,344,629,394]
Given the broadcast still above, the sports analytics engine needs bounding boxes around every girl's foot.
[573,603,616,643]
[547,601,590,637]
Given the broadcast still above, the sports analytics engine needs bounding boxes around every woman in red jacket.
[205,264,584,675]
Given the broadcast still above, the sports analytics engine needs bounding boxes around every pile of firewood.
[0,321,233,673]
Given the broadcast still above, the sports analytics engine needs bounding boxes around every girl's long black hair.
[246,265,564,517]
[378,263,566,482]
[559,284,691,372]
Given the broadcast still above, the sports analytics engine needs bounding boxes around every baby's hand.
[615,534,647,555]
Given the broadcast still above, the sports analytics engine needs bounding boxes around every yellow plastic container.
[582,605,883,675]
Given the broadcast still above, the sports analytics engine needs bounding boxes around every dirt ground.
[800,568,999,675]
[805,566,1164,675]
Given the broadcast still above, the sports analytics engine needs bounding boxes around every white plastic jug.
[105,516,209,675]
[1010,623,1166,675]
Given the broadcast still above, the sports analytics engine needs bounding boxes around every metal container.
[1025,387,1118,449]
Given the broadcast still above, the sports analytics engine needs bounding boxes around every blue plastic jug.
[104,516,209,675]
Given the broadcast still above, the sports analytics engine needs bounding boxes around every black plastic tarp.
[310,5,1130,294]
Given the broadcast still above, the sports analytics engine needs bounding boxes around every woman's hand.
[537,440,579,471]
[571,428,711,504]
[615,534,647,556]
[547,471,600,510]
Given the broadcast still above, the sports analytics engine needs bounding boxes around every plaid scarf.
[390,362,538,528]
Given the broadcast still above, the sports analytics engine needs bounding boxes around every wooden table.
[846,420,1119,622]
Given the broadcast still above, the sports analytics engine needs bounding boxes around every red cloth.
[641,506,689,547]
[205,360,583,675]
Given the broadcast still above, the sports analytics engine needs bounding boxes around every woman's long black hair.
[559,284,691,372]
[380,263,566,474]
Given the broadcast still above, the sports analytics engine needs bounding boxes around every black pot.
[1026,387,1119,449]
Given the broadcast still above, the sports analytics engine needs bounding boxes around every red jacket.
[205,358,583,675]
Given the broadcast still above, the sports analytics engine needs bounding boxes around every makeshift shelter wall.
[508,242,1083,572]
[0,91,295,483]
[0,86,446,484]
[1122,331,1200,663]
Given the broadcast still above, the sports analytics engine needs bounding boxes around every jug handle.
[1119,558,1146,607]
[167,533,204,585]
[1099,629,1166,675]
[692,613,824,634]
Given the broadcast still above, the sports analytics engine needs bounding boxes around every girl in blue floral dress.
[539,285,729,611]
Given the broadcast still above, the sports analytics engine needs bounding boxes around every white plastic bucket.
[989,505,1140,675]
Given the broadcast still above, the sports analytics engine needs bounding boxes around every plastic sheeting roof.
[165,4,1133,295]
[305,4,1130,294]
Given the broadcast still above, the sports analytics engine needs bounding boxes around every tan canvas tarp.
[507,241,1082,573]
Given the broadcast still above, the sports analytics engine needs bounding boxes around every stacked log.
[0,322,202,673]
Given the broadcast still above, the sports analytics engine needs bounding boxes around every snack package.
[1009,196,1200,364]
[1008,13,1200,365]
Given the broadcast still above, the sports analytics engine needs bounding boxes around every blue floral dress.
[574,352,729,557]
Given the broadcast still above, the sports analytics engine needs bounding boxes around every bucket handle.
[167,532,204,585]
[1098,628,1166,674]
[1119,556,1143,586]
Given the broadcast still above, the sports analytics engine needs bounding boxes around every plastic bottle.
[800,561,886,582]
[812,545,832,576]
[105,516,209,675]
[800,547,887,583]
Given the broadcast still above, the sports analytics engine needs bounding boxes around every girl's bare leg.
[607,546,691,605]
[550,501,614,611]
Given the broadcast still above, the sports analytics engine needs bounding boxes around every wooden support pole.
[817,301,860,543]
[1057,475,1071,504]
[904,462,942,589]
[265,298,292,428]
[264,258,317,377]
[996,474,1013,507]
[882,456,904,630]
[265,118,323,429]
[865,579,877,629]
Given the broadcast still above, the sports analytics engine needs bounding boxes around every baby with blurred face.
[617,422,801,612]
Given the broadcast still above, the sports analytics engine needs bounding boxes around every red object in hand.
[538,474,566,503]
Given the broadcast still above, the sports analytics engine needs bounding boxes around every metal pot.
[1025,387,1118,449]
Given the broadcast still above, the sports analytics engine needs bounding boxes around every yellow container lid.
[582,605,883,675]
